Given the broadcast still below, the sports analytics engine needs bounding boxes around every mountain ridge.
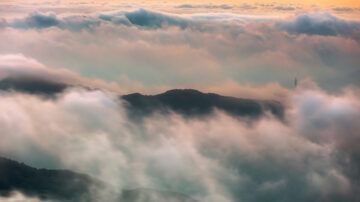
[0,157,198,202]
[122,88,284,119]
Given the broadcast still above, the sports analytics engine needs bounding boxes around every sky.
[0,1,360,202]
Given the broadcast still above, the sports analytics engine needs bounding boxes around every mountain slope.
[0,157,198,202]
[0,157,100,201]
[0,76,284,120]
[122,89,284,119]
[0,76,284,119]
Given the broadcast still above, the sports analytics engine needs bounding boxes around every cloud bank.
[0,78,359,202]
[280,13,360,40]
[1,10,360,93]
[0,54,123,94]
[5,9,360,38]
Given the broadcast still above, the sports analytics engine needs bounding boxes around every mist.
[0,80,359,202]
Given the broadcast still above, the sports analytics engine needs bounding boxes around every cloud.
[1,11,360,93]
[0,4,359,201]
[6,10,360,43]
[0,192,45,202]
[0,79,359,202]
[7,9,191,31]
[175,4,196,9]
[273,6,296,11]
[124,9,188,29]
[12,12,60,29]
[280,13,360,40]
[175,4,232,10]
[10,12,101,31]
[0,54,124,94]
[0,18,8,29]
[201,80,290,102]
[239,3,257,10]
[201,4,233,10]
[332,7,355,12]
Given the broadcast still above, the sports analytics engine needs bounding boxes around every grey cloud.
[8,9,189,31]
[98,13,113,21]
[258,3,275,7]
[0,54,124,94]
[0,18,8,29]
[332,7,355,12]
[61,15,101,32]
[175,4,232,9]
[280,13,360,40]
[124,9,188,29]
[10,12,101,31]
[175,4,194,9]
[98,13,132,26]
[2,12,360,93]
[10,10,360,39]
[273,6,296,11]
[239,3,257,10]
[204,4,232,9]
[12,12,60,29]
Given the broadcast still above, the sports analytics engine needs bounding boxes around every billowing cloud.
[11,12,60,29]
[0,54,123,94]
[6,9,192,31]
[280,13,360,40]
[10,12,101,31]
[5,10,360,44]
[0,2,359,202]
[2,11,360,92]
[7,9,357,35]
[124,9,188,29]
[0,79,359,202]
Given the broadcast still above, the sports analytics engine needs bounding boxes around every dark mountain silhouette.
[0,76,284,119]
[0,157,198,202]
[122,89,284,119]
[0,157,101,201]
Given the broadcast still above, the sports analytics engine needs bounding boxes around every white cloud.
[0,80,359,201]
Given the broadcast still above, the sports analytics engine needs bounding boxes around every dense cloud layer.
[1,9,360,93]
[4,9,360,39]
[0,79,359,202]
[280,13,360,41]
